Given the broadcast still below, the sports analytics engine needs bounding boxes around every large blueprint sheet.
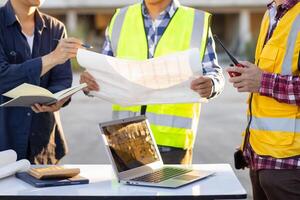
[77,48,208,106]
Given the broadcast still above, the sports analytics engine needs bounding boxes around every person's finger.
[86,80,100,91]
[88,83,99,90]
[59,47,80,56]
[67,53,78,59]
[59,47,78,54]
[68,37,83,44]
[50,104,60,111]
[58,48,77,58]
[33,106,43,113]
[83,71,95,80]
[80,72,100,91]
[198,80,211,88]
[237,86,249,93]
[38,105,50,112]
[41,105,57,112]
[33,103,39,108]
[229,75,244,83]
[192,76,208,85]
[61,96,70,104]
[226,67,245,74]
[197,89,210,97]
[193,83,210,91]
[239,61,253,68]
[88,84,100,91]
[82,75,95,83]
[44,102,60,111]
[62,37,82,45]
[193,81,212,90]
[191,77,210,88]
[233,81,246,89]
[55,98,68,108]
[34,104,45,112]
[62,49,79,56]
[190,79,198,87]
[198,91,209,97]
[79,77,84,84]
[202,88,211,95]
[202,93,210,98]
[84,77,98,86]
[81,74,94,84]
[63,47,80,55]
[62,42,81,49]
[31,105,39,113]
[191,83,198,90]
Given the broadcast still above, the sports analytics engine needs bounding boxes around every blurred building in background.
[0,0,270,60]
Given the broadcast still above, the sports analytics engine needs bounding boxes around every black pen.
[53,39,93,49]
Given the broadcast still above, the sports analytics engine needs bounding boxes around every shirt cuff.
[25,57,42,85]
[204,75,217,99]
[259,72,276,97]
[209,80,216,99]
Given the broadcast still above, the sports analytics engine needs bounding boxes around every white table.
[0,164,247,200]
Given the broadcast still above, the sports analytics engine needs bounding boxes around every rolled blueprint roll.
[0,159,30,179]
[0,150,30,179]
[0,149,17,166]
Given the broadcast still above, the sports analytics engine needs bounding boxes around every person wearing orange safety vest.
[80,0,224,164]
[228,0,300,199]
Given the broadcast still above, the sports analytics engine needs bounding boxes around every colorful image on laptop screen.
[102,120,160,172]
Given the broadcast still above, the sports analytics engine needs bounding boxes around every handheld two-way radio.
[213,35,244,77]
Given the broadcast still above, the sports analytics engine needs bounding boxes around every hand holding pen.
[50,37,83,65]
[41,37,90,76]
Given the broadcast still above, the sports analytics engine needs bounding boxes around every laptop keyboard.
[130,167,192,183]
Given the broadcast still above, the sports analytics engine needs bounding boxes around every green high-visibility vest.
[108,3,211,149]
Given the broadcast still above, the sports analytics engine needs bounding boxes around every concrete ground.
[60,73,252,199]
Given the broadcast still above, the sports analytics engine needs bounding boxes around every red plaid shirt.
[260,73,300,105]
[244,0,300,170]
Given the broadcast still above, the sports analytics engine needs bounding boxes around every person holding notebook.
[80,0,224,164]
[0,0,82,164]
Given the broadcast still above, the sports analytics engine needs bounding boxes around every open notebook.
[0,83,87,107]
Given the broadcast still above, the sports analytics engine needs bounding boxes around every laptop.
[99,115,214,188]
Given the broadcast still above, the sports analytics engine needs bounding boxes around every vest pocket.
[251,105,297,146]
[258,45,279,72]
[252,118,296,146]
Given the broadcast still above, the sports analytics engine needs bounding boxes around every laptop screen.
[102,119,160,172]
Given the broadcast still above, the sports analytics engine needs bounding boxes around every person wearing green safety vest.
[80,0,224,164]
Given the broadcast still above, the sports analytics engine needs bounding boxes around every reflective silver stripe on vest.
[190,10,205,49]
[281,15,300,75]
[112,111,193,129]
[112,110,139,120]
[111,7,129,56]
[250,116,300,133]
[146,112,192,129]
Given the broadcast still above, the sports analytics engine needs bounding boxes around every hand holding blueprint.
[77,48,208,106]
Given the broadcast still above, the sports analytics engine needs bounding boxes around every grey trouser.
[158,146,193,164]
[250,169,300,200]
